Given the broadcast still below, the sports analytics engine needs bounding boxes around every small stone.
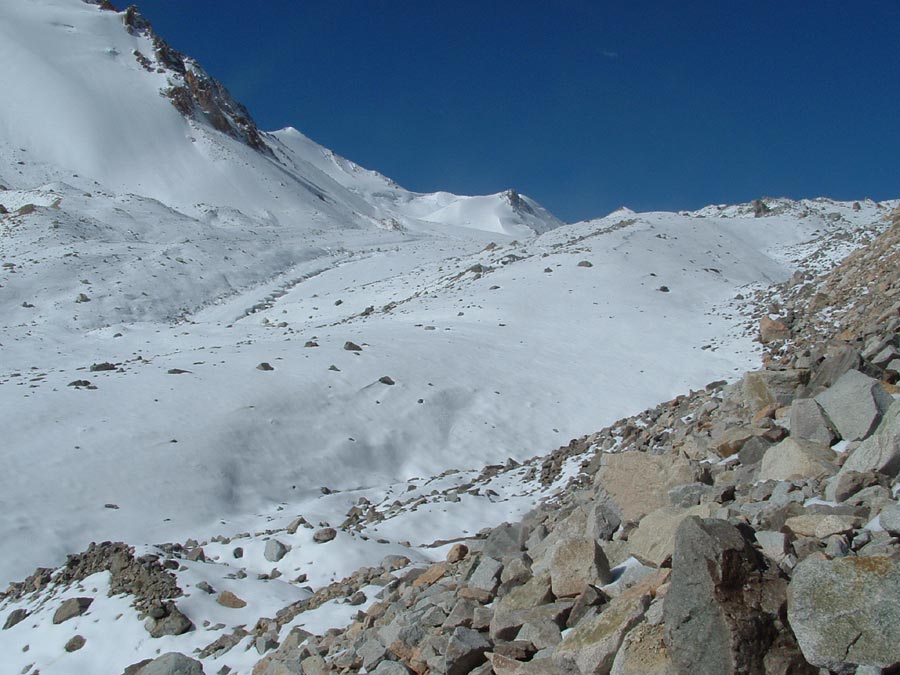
[378,375,395,385]
[343,341,362,351]
[256,362,274,371]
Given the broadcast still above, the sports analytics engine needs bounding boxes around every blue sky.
[134,1,899,222]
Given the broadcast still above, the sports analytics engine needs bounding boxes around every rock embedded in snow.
[130,652,206,675]
[378,375,396,385]
[216,590,246,609]
[263,539,288,561]
[256,362,274,371]
[145,603,193,638]
[52,597,93,624]
[343,341,362,351]
[2,608,28,630]
[313,527,337,543]
[65,634,86,652]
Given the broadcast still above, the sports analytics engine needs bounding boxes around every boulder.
[65,634,86,652]
[664,517,775,675]
[371,662,412,675]
[264,539,288,561]
[482,522,526,558]
[824,470,887,503]
[711,426,763,458]
[838,399,900,477]
[610,622,673,675]
[788,556,900,669]
[809,344,861,390]
[468,556,503,594]
[146,603,192,638]
[133,653,205,675]
[554,575,660,674]
[216,591,246,609]
[549,537,612,597]
[814,370,893,441]
[783,514,860,538]
[594,452,699,523]
[789,399,836,445]
[626,503,716,567]
[742,369,809,416]
[3,608,28,630]
[879,503,900,536]
[444,627,491,675]
[313,527,337,544]
[758,437,837,482]
[53,597,93,624]
[760,316,791,343]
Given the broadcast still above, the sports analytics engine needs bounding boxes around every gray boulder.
[3,608,28,630]
[788,555,900,669]
[789,399,836,445]
[53,597,93,624]
[879,503,900,536]
[313,527,337,544]
[371,662,413,675]
[468,556,503,594]
[814,369,893,442]
[146,603,192,638]
[839,399,900,477]
[444,626,490,675]
[264,539,288,561]
[482,522,525,558]
[134,653,205,675]
[664,517,775,675]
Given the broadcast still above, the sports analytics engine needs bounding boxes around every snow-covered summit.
[0,0,561,237]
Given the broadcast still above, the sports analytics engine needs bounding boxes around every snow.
[0,2,897,673]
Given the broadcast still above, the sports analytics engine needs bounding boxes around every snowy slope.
[1,193,896,674]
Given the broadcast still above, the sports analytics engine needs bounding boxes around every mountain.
[0,0,560,239]
[0,2,898,674]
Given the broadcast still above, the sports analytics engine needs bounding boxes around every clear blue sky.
[134,1,898,222]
